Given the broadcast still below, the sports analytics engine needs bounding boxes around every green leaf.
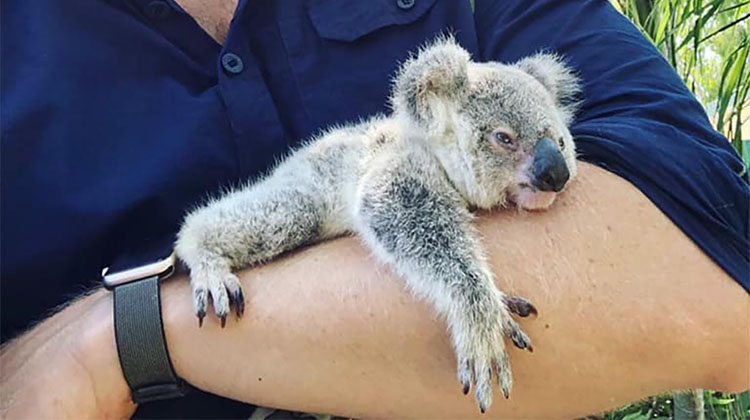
[621,412,649,420]
[716,41,749,131]
[710,397,736,405]
[653,7,670,44]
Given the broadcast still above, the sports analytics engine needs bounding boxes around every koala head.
[391,37,581,210]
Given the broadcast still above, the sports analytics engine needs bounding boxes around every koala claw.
[458,358,473,395]
[229,287,245,318]
[502,387,510,400]
[503,295,538,318]
[191,269,244,326]
[457,300,534,411]
[496,352,513,400]
[507,321,533,352]
[457,353,512,412]
[474,362,495,414]
[194,288,208,327]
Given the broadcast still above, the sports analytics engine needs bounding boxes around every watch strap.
[113,275,185,403]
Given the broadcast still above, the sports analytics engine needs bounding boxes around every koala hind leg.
[176,176,326,326]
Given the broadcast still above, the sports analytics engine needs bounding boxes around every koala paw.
[455,295,534,413]
[503,295,538,318]
[191,268,245,328]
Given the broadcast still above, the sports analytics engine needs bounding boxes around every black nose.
[531,138,569,192]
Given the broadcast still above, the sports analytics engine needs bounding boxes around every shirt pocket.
[278,0,439,132]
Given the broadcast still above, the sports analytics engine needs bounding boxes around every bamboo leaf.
[621,411,649,420]
[700,13,750,43]
[716,41,748,131]
[653,2,671,44]
[710,398,736,405]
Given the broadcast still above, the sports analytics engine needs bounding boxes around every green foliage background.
[613,0,750,166]
[608,3,749,419]
[605,390,750,419]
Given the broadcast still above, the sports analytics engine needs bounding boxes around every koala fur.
[175,36,580,412]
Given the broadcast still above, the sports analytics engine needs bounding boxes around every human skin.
[1,163,748,419]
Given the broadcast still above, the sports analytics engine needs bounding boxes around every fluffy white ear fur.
[390,35,471,122]
[515,53,581,124]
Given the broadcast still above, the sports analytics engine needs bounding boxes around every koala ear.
[391,35,470,123]
[515,53,581,123]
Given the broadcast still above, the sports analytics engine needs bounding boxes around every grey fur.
[175,36,580,411]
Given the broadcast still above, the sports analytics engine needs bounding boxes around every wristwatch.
[101,235,186,403]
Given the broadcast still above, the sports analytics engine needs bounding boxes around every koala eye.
[493,131,516,149]
[558,137,565,150]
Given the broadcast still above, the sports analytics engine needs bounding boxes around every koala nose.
[531,138,569,192]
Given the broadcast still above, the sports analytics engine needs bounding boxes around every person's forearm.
[0,289,134,419]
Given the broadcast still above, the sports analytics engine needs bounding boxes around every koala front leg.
[355,175,535,412]
[176,177,325,326]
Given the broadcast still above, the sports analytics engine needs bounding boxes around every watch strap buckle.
[132,382,186,404]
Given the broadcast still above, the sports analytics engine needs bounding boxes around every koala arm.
[175,157,329,324]
[354,168,533,411]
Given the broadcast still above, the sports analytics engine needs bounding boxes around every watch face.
[102,235,176,288]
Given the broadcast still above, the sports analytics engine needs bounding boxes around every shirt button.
[396,0,415,10]
[145,1,171,19]
[221,53,244,75]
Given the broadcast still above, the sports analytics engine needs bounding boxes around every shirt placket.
[128,0,288,180]
[217,36,287,179]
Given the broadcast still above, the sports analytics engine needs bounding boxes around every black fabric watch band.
[113,275,185,403]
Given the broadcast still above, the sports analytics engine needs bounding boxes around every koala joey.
[175,36,580,412]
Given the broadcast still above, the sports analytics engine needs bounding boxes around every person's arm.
[2,163,748,419]
[0,287,134,419]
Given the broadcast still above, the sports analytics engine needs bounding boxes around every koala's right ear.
[515,53,581,123]
[390,36,470,123]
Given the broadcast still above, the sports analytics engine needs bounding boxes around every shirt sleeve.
[473,0,749,291]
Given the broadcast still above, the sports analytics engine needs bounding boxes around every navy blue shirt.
[2,0,748,417]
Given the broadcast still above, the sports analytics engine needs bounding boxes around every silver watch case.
[102,251,176,288]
